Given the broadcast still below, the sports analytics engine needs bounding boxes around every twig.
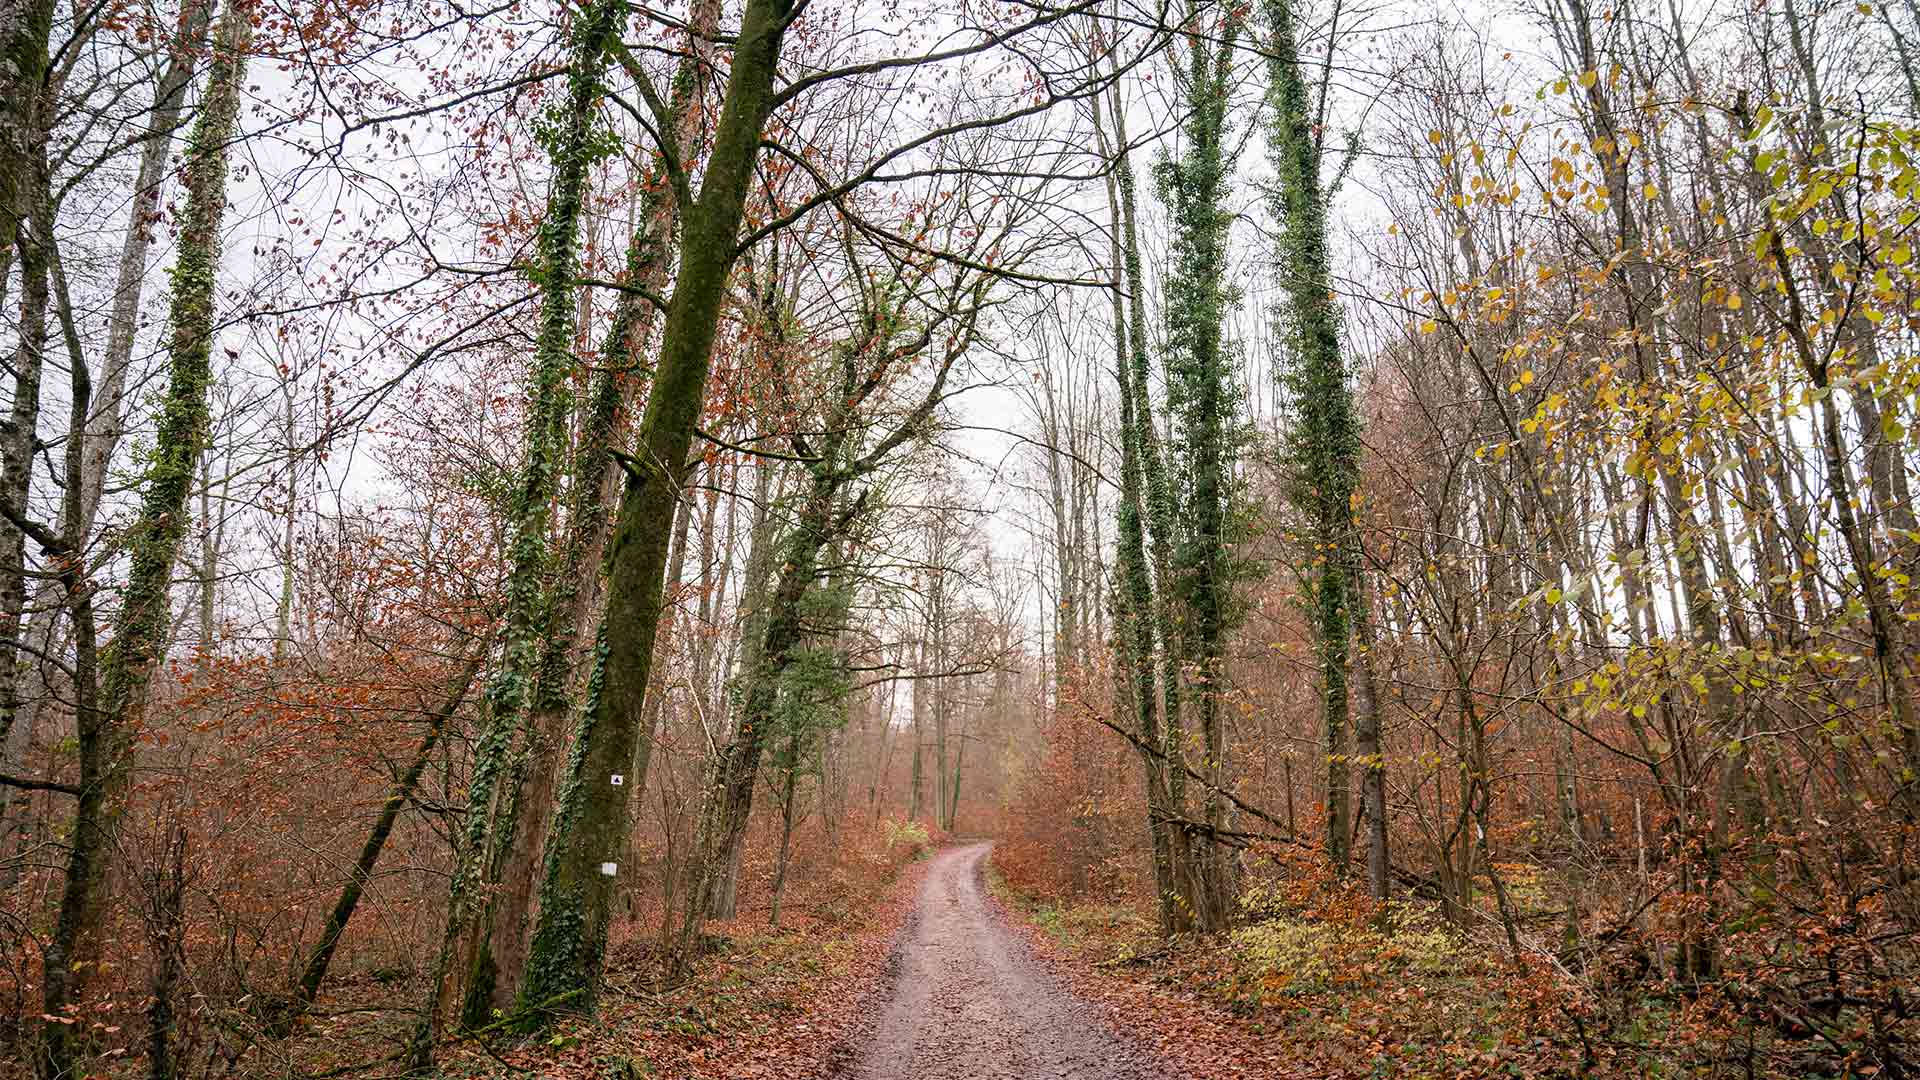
[1087,706,1442,894]
[0,771,79,796]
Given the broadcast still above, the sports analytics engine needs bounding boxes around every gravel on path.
[838,842,1180,1080]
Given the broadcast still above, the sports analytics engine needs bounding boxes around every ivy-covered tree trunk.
[434,0,630,1033]
[1091,79,1182,934]
[0,0,57,770]
[1157,6,1242,931]
[516,0,795,1016]
[1117,132,1186,832]
[35,5,249,1073]
[767,528,853,927]
[1102,75,1213,933]
[483,0,718,1013]
[1265,0,1379,888]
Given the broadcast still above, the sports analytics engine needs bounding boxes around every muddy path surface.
[837,842,1178,1080]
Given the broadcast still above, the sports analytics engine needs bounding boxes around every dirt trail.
[838,842,1177,1080]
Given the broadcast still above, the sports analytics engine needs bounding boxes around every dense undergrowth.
[394,821,936,1080]
[0,815,938,1080]
[992,841,1915,1080]
[434,867,927,1079]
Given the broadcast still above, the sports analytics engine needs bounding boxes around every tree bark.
[516,0,795,1014]
[431,0,630,1033]
[1090,72,1184,934]
[1159,10,1242,929]
[1266,0,1363,885]
[0,4,219,884]
[481,0,718,1010]
[36,4,249,1072]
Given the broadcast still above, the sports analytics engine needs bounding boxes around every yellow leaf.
[1579,69,1598,89]
[1519,369,1535,385]
[1727,292,1744,311]
[1428,129,1445,144]
[1420,319,1437,334]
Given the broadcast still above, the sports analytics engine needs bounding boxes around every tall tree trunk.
[1091,72,1182,933]
[1106,71,1205,932]
[0,0,213,805]
[480,0,718,1010]
[1266,0,1363,886]
[516,0,794,1014]
[1159,6,1242,929]
[36,5,249,1072]
[625,458,696,861]
[0,5,53,775]
[431,0,630,1033]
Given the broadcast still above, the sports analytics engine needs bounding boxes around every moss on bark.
[518,0,796,1015]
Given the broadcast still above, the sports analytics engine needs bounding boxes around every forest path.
[837,842,1176,1080]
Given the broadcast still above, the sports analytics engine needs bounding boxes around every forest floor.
[987,865,1625,1080]
[424,841,936,1080]
[838,841,1174,1079]
[432,839,1174,1079]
